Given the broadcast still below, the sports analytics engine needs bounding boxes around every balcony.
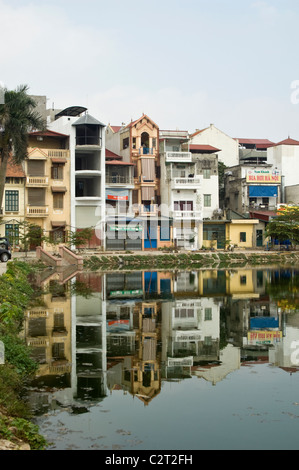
[27,148,70,160]
[106,175,134,186]
[27,206,49,217]
[166,151,192,163]
[139,147,154,155]
[171,177,201,189]
[138,204,158,216]
[172,210,202,220]
[26,176,49,187]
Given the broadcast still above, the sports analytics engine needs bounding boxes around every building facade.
[0,158,26,247]
[25,129,71,249]
[49,107,106,249]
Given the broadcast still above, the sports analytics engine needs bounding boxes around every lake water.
[26,267,299,451]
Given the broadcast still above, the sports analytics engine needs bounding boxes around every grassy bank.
[83,250,299,271]
[0,261,47,450]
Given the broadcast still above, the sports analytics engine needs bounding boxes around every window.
[174,201,193,211]
[204,308,212,321]
[123,137,129,149]
[53,193,64,210]
[204,194,211,207]
[240,232,247,242]
[240,275,247,285]
[5,224,19,244]
[51,164,64,180]
[5,190,19,212]
[203,169,211,179]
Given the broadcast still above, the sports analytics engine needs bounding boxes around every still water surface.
[27,267,299,450]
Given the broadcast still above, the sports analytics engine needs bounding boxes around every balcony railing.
[106,175,134,185]
[166,151,192,163]
[26,176,49,187]
[138,204,158,216]
[76,136,102,147]
[139,147,154,155]
[27,148,69,159]
[172,210,202,219]
[171,177,200,188]
[27,206,49,217]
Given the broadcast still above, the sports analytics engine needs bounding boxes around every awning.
[249,186,278,198]
[51,186,67,193]
[51,221,66,227]
[51,158,67,164]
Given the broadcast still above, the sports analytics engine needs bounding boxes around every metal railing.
[166,151,192,162]
[106,175,134,185]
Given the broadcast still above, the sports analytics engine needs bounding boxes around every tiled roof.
[6,158,25,177]
[105,149,122,160]
[189,144,221,153]
[273,138,299,147]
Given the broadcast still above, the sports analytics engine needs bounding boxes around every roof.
[55,106,87,119]
[105,149,122,160]
[189,127,209,138]
[29,129,69,138]
[237,138,274,149]
[249,210,277,222]
[125,113,159,130]
[110,125,122,133]
[105,159,134,166]
[272,138,299,147]
[189,144,221,153]
[6,158,25,178]
[72,113,105,127]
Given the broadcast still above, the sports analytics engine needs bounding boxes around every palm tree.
[0,84,45,212]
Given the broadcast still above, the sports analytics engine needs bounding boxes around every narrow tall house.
[49,107,106,248]
[26,129,70,248]
[106,115,173,250]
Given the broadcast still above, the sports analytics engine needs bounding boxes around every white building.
[189,124,239,168]
[49,106,106,249]
[159,130,219,250]
[267,137,299,202]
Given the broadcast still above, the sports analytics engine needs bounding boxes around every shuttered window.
[27,160,45,176]
[28,188,45,205]
[141,158,155,181]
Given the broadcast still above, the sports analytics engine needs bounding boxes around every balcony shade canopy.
[55,106,87,119]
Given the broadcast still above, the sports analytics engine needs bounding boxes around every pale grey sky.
[1,0,299,141]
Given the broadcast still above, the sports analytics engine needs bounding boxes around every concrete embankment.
[82,250,299,271]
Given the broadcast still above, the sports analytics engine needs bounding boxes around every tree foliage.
[265,206,299,246]
[0,84,45,210]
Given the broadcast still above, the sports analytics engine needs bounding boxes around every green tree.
[265,206,299,247]
[0,84,45,212]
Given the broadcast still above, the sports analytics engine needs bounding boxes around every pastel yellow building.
[26,130,71,249]
[0,158,26,247]
[202,215,259,250]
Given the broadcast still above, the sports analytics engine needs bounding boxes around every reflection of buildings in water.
[106,299,161,405]
[161,297,222,380]
[26,267,299,411]
[25,272,72,380]
[192,344,240,386]
[74,272,107,400]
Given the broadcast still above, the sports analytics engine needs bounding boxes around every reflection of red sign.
[107,194,128,201]
[108,320,129,326]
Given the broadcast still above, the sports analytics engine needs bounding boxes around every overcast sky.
[1,0,299,141]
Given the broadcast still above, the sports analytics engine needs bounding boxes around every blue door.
[144,224,157,249]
